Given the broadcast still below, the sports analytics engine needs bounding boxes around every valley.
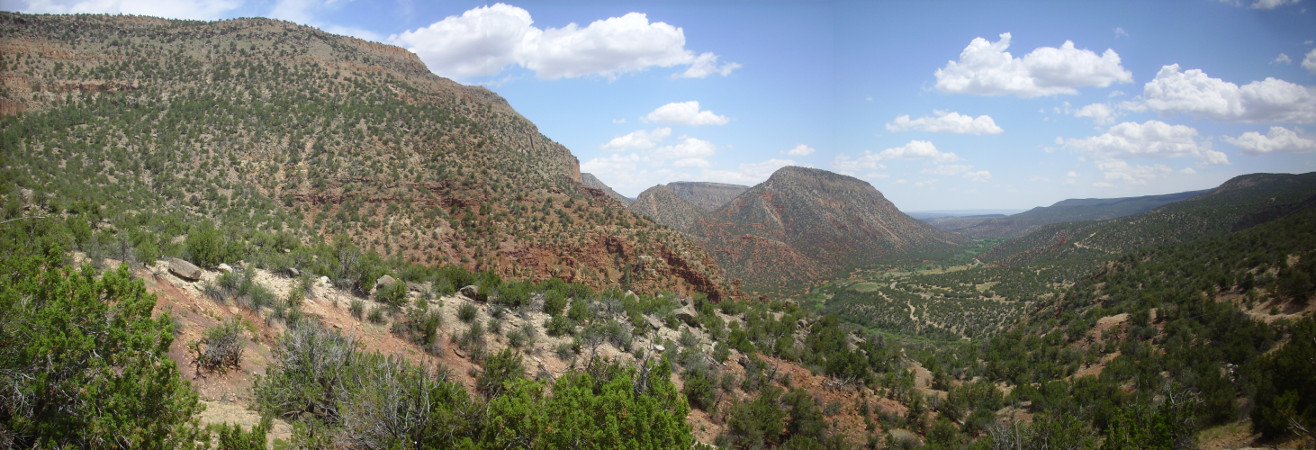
[1,10,1314,450]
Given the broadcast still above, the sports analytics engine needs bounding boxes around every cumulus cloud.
[1304,49,1316,74]
[935,33,1133,97]
[885,111,1004,135]
[653,137,717,160]
[600,128,671,151]
[676,52,742,79]
[1063,120,1229,165]
[1074,103,1116,126]
[390,4,737,81]
[1225,126,1316,154]
[1273,53,1293,65]
[642,101,730,126]
[1095,160,1174,185]
[1248,0,1300,8]
[921,164,992,182]
[785,144,816,156]
[18,0,241,20]
[832,140,963,174]
[1143,64,1316,123]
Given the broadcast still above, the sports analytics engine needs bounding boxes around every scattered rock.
[217,263,233,273]
[287,267,300,277]
[644,315,665,331]
[624,290,639,301]
[653,344,666,353]
[674,304,699,327]
[168,258,202,281]
[459,285,480,301]
[375,274,398,290]
[318,276,330,286]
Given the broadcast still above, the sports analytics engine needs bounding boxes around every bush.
[477,348,524,397]
[190,319,246,374]
[0,261,203,447]
[375,279,407,307]
[349,298,364,319]
[367,306,386,324]
[543,289,568,316]
[683,366,718,411]
[457,302,478,323]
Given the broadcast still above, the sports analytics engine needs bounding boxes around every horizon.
[5,0,1315,210]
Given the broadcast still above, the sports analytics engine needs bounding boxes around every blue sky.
[6,0,1316,211]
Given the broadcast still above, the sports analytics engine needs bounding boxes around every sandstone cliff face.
[0,12,729,300]
[666,182,749,211]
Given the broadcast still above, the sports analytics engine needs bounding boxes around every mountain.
[0,12,731,300]
[981,172,1316,267]
[929,189,1208,239]
[580,173,632,206]
[700,167,961,294]
[629,185,711,232]
[666,181,749,211]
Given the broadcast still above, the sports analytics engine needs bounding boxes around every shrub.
[349,299,364,319]
[683,366,718,411]
[545,314,573,337]
[367,306,386,324]
[0,261,204,447]
[190,319,246,374]
[457,302,478,323]
[543,289,568,316]
[375,279,407,307]
[477,348,524,397]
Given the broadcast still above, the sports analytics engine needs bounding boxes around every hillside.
[981,172,1316,267]
[580,172,632,206]
[628,184,711,233]
[0,12,730,300]
[667,181,749,211]
[702,167,961,294]
[929,189,1207,239]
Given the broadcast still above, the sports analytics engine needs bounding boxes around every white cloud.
[390,4,737,81]
[1225,126,1316,154]
[885,111,1004,135]
[1273,53,1293,65]
[672,158,712,168]
[873,140,964,163]
[653,137,717,160]
[1304,49,1316,74]
[581,153,645,175]
[1074,103,1116,126]
[1063,120,1229,165]
[833,140,963,174]
[611,118,627,124]
[1143,64,1316,123]
[921,164,992,182]
[785,144,816,156]
[642,101,730,126]
[1095,160,1174,184]
[935,32,1132,97]
[1249,0,1300,8]
[600,128,671,151]
[737,159,798,180]
[18,0,241,19]
[675,52,741,79]
[1114,27,1128,38]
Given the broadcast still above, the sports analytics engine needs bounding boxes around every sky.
[5,0,1316,211]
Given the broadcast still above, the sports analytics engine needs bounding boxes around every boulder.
[288,267,300,277]
[674,304,699,327]
[375,274,398,290]
[653,344,666,353]
[459,285,480,301]
[168,258,201,281]
[217,263,233,273]
[318,276,331,286]
[644,315,665,332]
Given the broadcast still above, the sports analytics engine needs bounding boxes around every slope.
[981,172,1316,267]
[930,189,1207,239]
[702,166,962,294]
[667,181,749,211]
[629,184,712,233]
[0,12,731,300]
[580,172,632,206]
